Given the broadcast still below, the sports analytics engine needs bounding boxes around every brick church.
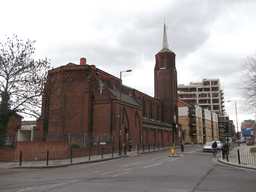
[36,24,180,149]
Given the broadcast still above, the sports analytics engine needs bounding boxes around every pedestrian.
[221,143,228,158]
[212,141,217,157]
[128,138,132,152]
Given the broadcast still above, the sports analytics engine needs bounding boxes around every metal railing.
[19,142,177,167]
[221,143,256,165]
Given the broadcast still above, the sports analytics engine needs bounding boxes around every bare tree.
[0,34,50,146]
[239,52,256,113]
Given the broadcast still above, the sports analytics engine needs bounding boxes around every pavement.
[1,144,255,170]
[217,144,256,170]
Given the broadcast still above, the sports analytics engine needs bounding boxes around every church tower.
[154,23,178,126]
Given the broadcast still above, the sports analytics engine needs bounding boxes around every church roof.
[142,117,172,128]
[159,23,173,53]
[105,86,142,108]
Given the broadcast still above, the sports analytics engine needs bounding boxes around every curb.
[11,156,123,169]
[217,158,256,170]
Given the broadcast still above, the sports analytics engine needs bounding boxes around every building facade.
[178,100,219,144]
[35,24,180,149]
[178,79,224,115]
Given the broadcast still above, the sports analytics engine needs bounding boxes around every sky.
[1,0,256,131]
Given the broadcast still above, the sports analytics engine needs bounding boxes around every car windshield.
[205,142,212,146]
[217,141,221,144]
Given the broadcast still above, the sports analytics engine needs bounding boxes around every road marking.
[143,162,163,169]
[121,161,142,167]
[101,169,124,175]
[112,171,131,177]
[169,158,179,162]
[18,181,78,192]
[152,156,166,161]
[68,171,102,179]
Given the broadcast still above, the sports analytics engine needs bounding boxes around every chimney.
[80,58,87,65]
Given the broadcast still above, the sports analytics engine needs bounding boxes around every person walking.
[128,138,132,152]
[212,141,217,157]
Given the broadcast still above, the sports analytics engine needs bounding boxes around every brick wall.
[0,149,15,161]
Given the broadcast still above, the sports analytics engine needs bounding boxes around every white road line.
[112,171,131,177]
[152,156,166,161]
[68,170,102,179]
[143,162,163,169]
[169,158,179,162]
[121,161,142,167]
[18,181,77,192]
[101,169,123,175]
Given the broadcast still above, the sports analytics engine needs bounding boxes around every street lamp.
[119,69,132,156]
[227,101,238,133]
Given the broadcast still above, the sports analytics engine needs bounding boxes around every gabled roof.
[178,99,193,107]
[142,117,172,128]
[105,86,142,108]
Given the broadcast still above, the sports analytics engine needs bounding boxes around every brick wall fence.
[0,141,68,162]
[0,141,115,162]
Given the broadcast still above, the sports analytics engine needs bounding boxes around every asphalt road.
[1,145,256,192]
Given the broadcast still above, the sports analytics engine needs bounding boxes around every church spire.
[160,23,172,53]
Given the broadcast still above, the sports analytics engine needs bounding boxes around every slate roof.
[142,117,172,128]
[105,86,142,108]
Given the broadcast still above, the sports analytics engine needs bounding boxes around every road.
[1,145,256,192]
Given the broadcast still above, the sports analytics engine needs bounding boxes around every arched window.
[135,111,139,127]
[99,78,103,86]
[122,108,128,126]
[113,84,117,90]
[161,57,164,68]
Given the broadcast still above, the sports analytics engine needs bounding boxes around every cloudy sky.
[1,0,256,130]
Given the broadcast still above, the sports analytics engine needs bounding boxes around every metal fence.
[19,146,116,167]
[227,148,256,165]
[39,133,114,148]
[19,142,176,167]
[221,142,256,166]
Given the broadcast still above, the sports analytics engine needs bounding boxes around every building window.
[113,84,117,90]
[5,136,12,145]
[161,57,164,68]
[99,78,103,86]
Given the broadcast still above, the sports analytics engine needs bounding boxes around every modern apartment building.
[178,79,225,115]
[178,100,219,144]
[178,79,226,143]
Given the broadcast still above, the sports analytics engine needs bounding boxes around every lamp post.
[228,100,239,144]
[119,69,132,156]
[227,101,239,133]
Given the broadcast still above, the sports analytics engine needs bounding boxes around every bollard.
[237,149,241,164]
[137,144,139,154]
[102,147,103,159]
[70,149,73,163]
[47,150,49,165]
[181,143,184,153]
[19,150,22,166]
[124,144,127,155]
[148,143,150,152]
[89,147,91,161]
[143,143,145,153]
[112,146,114,158]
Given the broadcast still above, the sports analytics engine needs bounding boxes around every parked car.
[203,142,213,152]
[216,141,222,150]
[246,139,254,145]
